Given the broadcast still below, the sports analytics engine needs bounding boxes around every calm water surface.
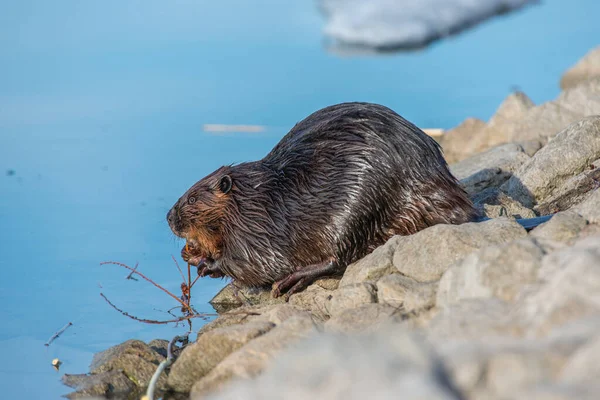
[1,0,599,398]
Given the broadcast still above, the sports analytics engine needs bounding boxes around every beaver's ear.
[218,175,232,194]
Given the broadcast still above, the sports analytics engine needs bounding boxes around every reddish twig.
[100,261,189,310]
[125,262,139,280]
[100,293,213,324]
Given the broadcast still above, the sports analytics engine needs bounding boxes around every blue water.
[0,1,598,398]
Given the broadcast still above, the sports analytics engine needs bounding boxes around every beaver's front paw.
[181,245,203,266]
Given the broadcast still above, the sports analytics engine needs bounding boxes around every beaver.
[167,102,480,298]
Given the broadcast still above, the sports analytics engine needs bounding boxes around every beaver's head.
[167,166,233,261]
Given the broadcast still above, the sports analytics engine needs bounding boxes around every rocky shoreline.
[64,45,600,400]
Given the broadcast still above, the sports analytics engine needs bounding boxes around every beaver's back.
[260,102,476,267]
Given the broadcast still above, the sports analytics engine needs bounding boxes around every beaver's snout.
[167,206,184,237]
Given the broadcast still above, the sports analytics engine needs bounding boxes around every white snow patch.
[321,0,535,50]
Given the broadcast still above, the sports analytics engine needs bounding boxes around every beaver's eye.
[188,196,196,205]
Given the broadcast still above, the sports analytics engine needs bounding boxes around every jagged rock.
[324,304,403,333]
[393,219,527,283]
[209,284,285,313]
[441,117,486,163]
[339,236,401,286]
[191,315,317,397]
[556,78,600,116]
[573,187,600,224]
[535,165,600,214]
[376,274,437,312]
[201,327,461,400]
[466,92,536,154]
[560,46,600,89]
[502,116,600,207]
[90,340,167,390]
[451,143,531,195]
[168,321,275,392]
[437,237,546,306]
[326,282,377,316]
[472,187,536,219]
[530,211,588,243]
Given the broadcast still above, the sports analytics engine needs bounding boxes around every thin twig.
[145,334,190,400]
[100,293,214,324]
[45,322,73,347]
[100,261,189,310]
[125,262,139,280]
[171,256,186,283]
[186,242,192,304]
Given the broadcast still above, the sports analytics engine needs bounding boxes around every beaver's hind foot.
[272,259,340,300]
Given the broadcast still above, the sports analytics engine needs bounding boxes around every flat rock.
[502,116,600,207]
[324,303,404,334]
[168,321,275,392]
[191,315,317,398]
[393,218,527,282]
[339,236,401,286]
[437,237,546,306]
[530,211,588,243]
[209,283,285,313]
[560,46,600,89]
[326,282,377,317]
[202,326,461,400]
[376,274,437,312]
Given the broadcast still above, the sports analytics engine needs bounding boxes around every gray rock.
[472,187,536,219]
[517,235,600,336]
[209,283,285,313]
[339,236,401,286]
[202,326,461,400]
[191,315,317,397]
[288,284,333,321]
[560,334,600,384]
[502,116,600,207]
[507,384,600,400]
[488,91,535,127]
[427,298,517,339]
[168,321,275,392]
[560,46,600,89]
[90,339,167,390]
[556,78,600,116]
[62,371,136,399]
[326,282,377,317]
[573,187,600,224]
[511,101,585,142]
[451,143,530,195]
[535,166,600,215]
[324,303,403,334]
[441,117,486,163]
[393,219,527,282]
[437,237,546,307]
[376,274,437,312]
[530,211,588,243]
[253,303,315,326]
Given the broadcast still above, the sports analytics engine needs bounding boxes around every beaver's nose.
[167,207,177,226]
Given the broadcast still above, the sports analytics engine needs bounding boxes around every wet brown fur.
[167,102,478,293]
